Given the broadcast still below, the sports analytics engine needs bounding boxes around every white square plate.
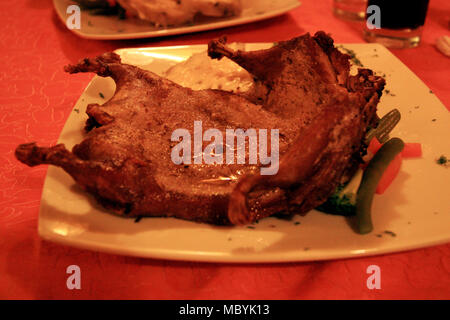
[53,0,301,40]
[38,43,450,262]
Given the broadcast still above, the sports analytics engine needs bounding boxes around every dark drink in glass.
[364,0,430,48]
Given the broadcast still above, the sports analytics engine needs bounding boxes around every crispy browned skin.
[209,31,385,224]
[15,32,385,225]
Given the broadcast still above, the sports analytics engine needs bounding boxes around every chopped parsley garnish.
[384,89,396,96]
[436,155,448,166]
[383,230,397,237]
[99,92,105,99]
[337,46,363,67]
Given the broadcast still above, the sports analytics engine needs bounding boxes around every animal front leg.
[208,37,284,84]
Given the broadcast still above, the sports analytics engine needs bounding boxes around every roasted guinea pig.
[15,32,385,225]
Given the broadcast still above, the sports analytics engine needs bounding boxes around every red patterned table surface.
[0,0,449,299]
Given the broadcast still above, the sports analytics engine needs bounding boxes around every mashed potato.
[164,43,254,93]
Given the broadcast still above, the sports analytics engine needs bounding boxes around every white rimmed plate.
[38,43,450,262]
[53,0,301,40]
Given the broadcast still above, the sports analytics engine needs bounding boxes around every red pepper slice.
[401,143,422,158]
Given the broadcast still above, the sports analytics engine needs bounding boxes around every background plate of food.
[53,0,301,40]
[30,41,450,263]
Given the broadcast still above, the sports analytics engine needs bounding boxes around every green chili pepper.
[365,109,401,144]
[356,137,405,234]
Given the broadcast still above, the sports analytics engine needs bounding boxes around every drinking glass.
[363,0,430,48]
[333,0,368,21]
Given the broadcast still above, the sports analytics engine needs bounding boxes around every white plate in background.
[53,0,301,40]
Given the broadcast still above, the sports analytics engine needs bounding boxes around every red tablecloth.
[1,0,449,300]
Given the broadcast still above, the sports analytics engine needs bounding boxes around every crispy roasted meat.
[116,0,242,27]
[15,32,385,225]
